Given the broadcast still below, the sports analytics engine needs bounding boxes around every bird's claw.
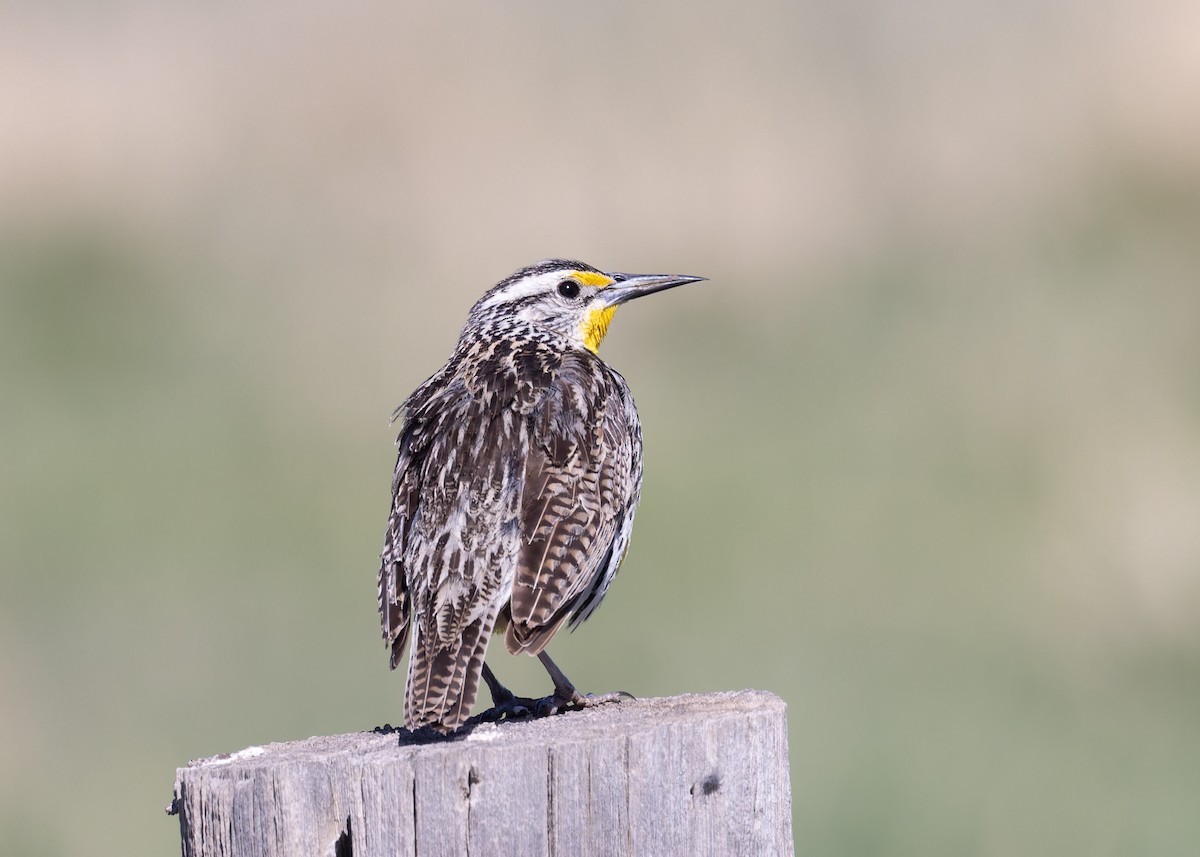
[577,690,631,707]
[474,689,629,724]
[550,688,630,713]
[476,696,538,723]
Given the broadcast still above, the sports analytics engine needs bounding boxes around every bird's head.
[467,259,705,353]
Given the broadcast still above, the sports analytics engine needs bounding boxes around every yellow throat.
[571,270,618,353]
[581,305,618,353]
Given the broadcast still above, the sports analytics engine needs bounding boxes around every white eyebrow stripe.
[477,270,576,310]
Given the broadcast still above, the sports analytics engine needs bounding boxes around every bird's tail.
[404,616,494,733]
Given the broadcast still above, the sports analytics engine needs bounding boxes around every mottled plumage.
[378,259,703,732]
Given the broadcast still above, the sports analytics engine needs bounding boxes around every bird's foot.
[561,688,634,709]
[476,657,632,724]
[535,688,634,717]
[474,694,542,723]
[475,689,633,723]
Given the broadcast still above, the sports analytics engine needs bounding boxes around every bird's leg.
[473,655,633,724]
[535,650,631,715]
[474,662,538,723]
[480,662,513,705]
[536,650,586,707]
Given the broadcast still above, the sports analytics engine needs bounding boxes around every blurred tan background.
[3,0,1199,854]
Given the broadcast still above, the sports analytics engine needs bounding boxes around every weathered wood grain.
[171,690,793,857]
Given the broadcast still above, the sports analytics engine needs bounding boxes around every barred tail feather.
[404,616,494,733]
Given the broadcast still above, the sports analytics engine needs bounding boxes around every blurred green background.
[3,1,1199,854]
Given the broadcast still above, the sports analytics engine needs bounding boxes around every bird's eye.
[557,279,581,299]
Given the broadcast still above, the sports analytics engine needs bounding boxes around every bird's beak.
[596,272,707,308]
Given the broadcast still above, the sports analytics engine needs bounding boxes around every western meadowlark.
[378,259,703,733]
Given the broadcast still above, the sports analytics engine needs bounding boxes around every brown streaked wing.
[566,378,643,627]
[505,359,636,654]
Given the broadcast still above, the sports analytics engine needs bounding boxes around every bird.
[378,258,704,733]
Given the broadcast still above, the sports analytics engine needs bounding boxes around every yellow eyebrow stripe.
[573,271,615,288]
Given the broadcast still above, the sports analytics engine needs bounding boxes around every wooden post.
[170,690,793,857]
